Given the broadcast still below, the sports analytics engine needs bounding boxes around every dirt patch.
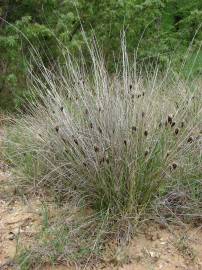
[0,170,42,269]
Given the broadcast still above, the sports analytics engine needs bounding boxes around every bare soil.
[0,128,202,270]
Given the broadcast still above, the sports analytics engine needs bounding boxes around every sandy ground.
[0,128,202,270]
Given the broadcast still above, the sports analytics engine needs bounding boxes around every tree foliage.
[0,0,201,110]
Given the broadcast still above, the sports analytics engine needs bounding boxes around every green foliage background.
[0,0,201,111]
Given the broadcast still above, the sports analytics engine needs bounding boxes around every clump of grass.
[2,43,202,267]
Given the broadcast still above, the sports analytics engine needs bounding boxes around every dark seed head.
[137,94,141,98]
[129,84,132,90]
[90,122,93,129]
[144,150,149,157]
[181,121,185,128]
[55,126,59,133]
[172,162,177,170]
[94,145,99,152]
[74,139,78,145]
[144,130,148,137]
[124,140,127,146]
[60,106,64,112]
[171,122,176,127]
[168,115,173,124]
[166,151,170,158]
[142,92,145,97]
[98,127,102,134]
[187,136,194,143]
[174,128,179,135]
[132,126,137,133]
[83,162,87,167]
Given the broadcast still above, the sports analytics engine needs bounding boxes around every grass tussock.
[2,43,202,267]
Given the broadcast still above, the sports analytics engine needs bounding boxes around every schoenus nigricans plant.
[5,39,201,266]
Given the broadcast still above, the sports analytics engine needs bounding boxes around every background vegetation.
[0,0,202,111]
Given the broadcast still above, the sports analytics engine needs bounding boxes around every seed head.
[60,106,64,112]
[55,126,59,133]
[129,84,132,90]
[142,92,145,97]
[181,121,185,128]
[94,145,99,152]
[98,127,102,134]
[187,136,194,143]
[144,130,148,137]
[144,150,149,157]
[172,162,177,170]
[90,122,93,129]
[137,94,141,98]
[74,139,78,145]
[171,122,176,127]
[174,128,179,135]
[168,115,173,124]
[166,151,170,158]
[124,140,127,146]
[132,126,137,133]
